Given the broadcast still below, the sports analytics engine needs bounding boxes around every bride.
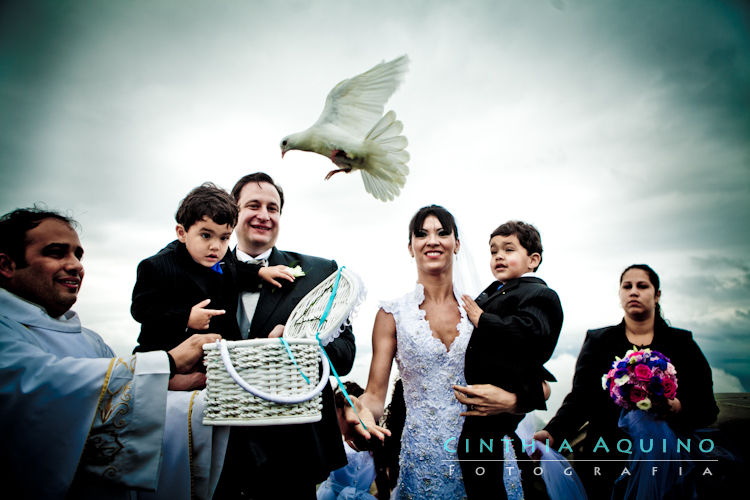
[350,204,471,498]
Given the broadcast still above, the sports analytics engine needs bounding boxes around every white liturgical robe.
[0,288,228,499]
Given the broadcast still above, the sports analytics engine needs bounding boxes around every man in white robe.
[0,207,227,499]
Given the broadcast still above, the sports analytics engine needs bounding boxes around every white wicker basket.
[202,267,365,426]
[202,338,327,426]
[284,267,364,344]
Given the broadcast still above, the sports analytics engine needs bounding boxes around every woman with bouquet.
[533,264,719,498]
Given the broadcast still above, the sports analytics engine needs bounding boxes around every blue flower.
[648,379,664,396]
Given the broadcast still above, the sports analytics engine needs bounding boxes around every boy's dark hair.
[0,206,77,268]
[491,221,543,271]
[231,172,285,213]
[408,204,459,243]
[175,183,238,230]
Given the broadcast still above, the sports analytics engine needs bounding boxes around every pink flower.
[634,364,652,382]
[663,378,677,399]
[630,386,647,402]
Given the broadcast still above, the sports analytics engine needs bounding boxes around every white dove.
[280,55,410,202]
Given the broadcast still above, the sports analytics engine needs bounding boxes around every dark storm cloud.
[0,0,748,390]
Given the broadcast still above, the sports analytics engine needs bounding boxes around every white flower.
[636,398,652,411]
[614,374,630,386]
[288,265,306,277]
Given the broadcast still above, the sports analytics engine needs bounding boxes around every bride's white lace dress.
[381,284,472,500]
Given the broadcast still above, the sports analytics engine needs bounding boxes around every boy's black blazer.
[464,276,563,413]
[131,240,251,352]
[218,246,356,489]
[459,276,564,498]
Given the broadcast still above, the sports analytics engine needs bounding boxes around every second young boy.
[458,220,563,499]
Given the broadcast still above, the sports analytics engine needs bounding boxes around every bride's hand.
[343,395,391,442]
[453,384,519,416]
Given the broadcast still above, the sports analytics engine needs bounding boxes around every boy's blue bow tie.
[211,262,223,274]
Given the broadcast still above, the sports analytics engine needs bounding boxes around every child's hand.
[258,265,296,288]
[461,295,483,327]
[187,299,226,330]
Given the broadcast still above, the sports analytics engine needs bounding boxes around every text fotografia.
[443,436,715,455]
[446,463,715,479]
[445,437,716,478]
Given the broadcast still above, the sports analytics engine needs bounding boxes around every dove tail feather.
[361,169,399,202]
[367,110,403,140]
[360,109,410,201]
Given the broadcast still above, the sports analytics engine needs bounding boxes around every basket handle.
[216,339,330,404]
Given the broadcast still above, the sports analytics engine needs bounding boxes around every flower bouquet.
[602,347,678,413]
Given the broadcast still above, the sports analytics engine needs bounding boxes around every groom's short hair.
[231,172,285,213]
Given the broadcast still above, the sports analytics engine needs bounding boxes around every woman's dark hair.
[620,264,665,323]
[407,205,458,243]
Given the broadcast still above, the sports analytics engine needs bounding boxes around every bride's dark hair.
[408,205,459,242]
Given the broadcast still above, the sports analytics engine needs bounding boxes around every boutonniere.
[270,262,305,293]
[288,265,306,278]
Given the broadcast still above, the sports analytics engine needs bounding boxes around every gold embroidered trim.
[188,389,199,500]
[77,357,116,471]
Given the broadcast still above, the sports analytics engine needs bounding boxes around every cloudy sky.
[2,0,748,418]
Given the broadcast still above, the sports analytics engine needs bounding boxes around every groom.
[213,172,356,499]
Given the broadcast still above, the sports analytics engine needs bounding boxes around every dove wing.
[313,55,409,138]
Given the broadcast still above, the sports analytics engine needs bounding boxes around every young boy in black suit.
[131,182,295,390]
[458,221,563,499]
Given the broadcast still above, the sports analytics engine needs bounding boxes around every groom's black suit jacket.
[218,246,356,490]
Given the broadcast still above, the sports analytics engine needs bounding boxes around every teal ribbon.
[314,267,368,431]
[278,337,310,384]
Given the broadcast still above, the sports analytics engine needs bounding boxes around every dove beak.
[281,150,286,159]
